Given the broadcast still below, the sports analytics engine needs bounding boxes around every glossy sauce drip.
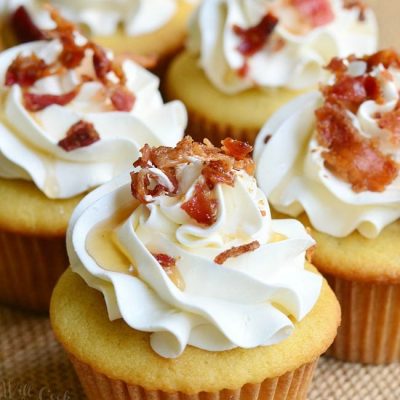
[42,155,60,198]
[86,207,186,290]
[269,232,288,243]
[163,265,186,291]
[86,206,135,273]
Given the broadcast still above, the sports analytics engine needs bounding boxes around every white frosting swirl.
[67,160,321,358]
[0,40,187,198]
[7,0,194,36]
[188,0,377,94]
[254,64,400,239]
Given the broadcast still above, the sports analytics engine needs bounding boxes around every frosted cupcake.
[254,50,400,363]
[3,0,199,71]
[0,11,186,311]
[164,0,377,145]
[51,136,339,400]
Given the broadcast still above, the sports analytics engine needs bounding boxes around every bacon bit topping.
[316,102,399,192]
[92,44,112,82]
[222,137,253,160]
[58,120,100,152]
[110,85,136,112]
[152,253,176,268]
[343,0,367,22]
[291,0,334,28]
[5,54,49,87]
[327,51,400,79]
[233,13,278,57]
[5,7,136,117]
[214,241,260,265]
[130,137,255,225]
[23,89,78,111]
[45,8,87,69]
[325,57,349,77]
[318,51,400,191]
[181,182,218,226]
[322,75,382,113]
[377,107,400,146]
[10,6,46,43]
[365,49,400,71]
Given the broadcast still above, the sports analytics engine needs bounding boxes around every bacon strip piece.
[322,75,382,113]
[110,86,136,112]
[214,241,260,265]
[5,54,49,87]
[58,120,100,152]
[131,137,255,225]
[10,6,46,43]
[343,0,367,21]
[181,182,218,226]
[378,106,400,145]
[23,89,78,111]
[92,44,112,81]
[152,253,176,268]
[316,102,399,192]
[292,0,334,27]
[222,137,253,159]
[365,49,400,71]
[233,13,278,57]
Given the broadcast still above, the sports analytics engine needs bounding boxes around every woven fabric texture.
[0,306,399,400]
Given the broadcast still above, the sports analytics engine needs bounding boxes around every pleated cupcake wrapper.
[69,355,318,400]
[325,274,400,364]
[186,109,259,146]
[0,229,68,312]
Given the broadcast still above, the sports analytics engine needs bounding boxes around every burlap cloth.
[0,305,399,400]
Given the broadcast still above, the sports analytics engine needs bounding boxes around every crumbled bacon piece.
[222,138,252,159]
[58,120,100,151]
[291,0,334,27]
[322,75,382,112]
[5,54,49,87]
[131,137,255,225]
[131,169,175,204]
[110,86,136,112]
[23,89,78,111]
[181,183,218,226]
[214,241,260,265]
[316,102,399,192]
[10,6,46,43]
[343,0,367,21]
[6,7,137,116]
[325,57,349,77]
[377,106,400,145]
[59,41,87,69]
[46,7,88,69]
[202,160,235,189]
[92,44,112,81]
[152,253,176,268]
[364,49,400,71]
[233,13,278,57]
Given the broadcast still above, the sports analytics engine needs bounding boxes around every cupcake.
[3,0,199,72]
[0,11,186,311]
[254,50,400,364]
[164,0,377,145]
[51,137,340,400]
